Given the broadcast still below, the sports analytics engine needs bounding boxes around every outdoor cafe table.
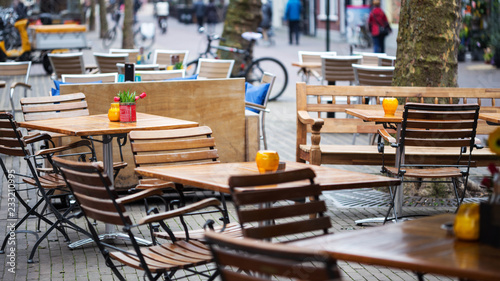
[291,214,500,281]
[20,112,198,248]
[291,61,322,83]
[135,161,401,221]
[479,112,500,125]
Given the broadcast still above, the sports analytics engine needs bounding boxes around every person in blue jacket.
[284,0,302,45]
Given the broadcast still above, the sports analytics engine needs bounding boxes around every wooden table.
[20,112,198,248]
[135,161,401,194]
[479,112,500,125]
[291,214,500,281]
[291,62,322,83]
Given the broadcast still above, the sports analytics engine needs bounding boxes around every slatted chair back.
[134,70,185,81]
[378,55,396,66]
[48,52,85,79]
[152,49,190,67]
[321,55,362,85]
[228,168,331,241]
[352,51,387,65]
[109,48,139,63]
[129,126,219,168]
[0,61,32,117]
[0,112,29,156]
[352,64,394,86]
[196,58,234,79]
[298,51,337,64]
[116,63,160,74]
[94,53,128,73]
[52,157,130,225]
[21,92,89,122]
[205,231,342,281]
[62,73,118,83]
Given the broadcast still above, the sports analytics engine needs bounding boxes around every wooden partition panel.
[60,78,246,188]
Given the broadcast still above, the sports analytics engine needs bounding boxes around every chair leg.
[261,112,267,150]
[9,88,16,118]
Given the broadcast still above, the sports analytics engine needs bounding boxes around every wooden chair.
[205,231,342,281]
[321,55,362,85]
[378,103,481,223]
[152,49,190,67]
[61,73,119,83]
[129,126,242,240]
[109,48,139,63]
[116,63,160,74]
[298,51,337,83]
[20,93,128,178]
[93,53,128,73]
[0,61,31,117]
[0,112,93,263]
[352,64,394,86]
[245,72,275,149]
[134,69,185,81]
[196,58,234,79]
[48,52,86,80]
[52,156,223,281]
[352,51,387,65]
[228,168,331,242]
[378,55,396,66]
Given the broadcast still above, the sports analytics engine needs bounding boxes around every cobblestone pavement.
[0,3,498,280]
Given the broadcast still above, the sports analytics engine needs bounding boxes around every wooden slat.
[131,138,216,153]
[404,129,473,139]
[233,184,322,205]
[73,191,124,212]
[129,126,213,140]
[134,150,219,165]
[407,111,477,120]
[243,217,331,240]
[23,110,90,122]
[404,139,471,147]
[0,145,25,156]
[21,101,88,113]
[238,201,327,223]
[405,120,475,130]
[80,205,131,225]
[20,93,86,105]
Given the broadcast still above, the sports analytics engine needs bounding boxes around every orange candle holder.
[383,97,398,116]
[255,150,280,174]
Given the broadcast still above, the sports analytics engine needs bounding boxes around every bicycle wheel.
[185,60,198,76]
[102,29,116,49]
[245,57,288,101]
[134,25,155,50]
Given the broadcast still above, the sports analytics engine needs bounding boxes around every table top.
[479,112,500,124]
[345,108,403,123]
[20,113,198,136]
[134,161,401,193]
[291,61,322,68]
[291,214,500,281]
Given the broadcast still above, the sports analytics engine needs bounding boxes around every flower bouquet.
[113,90,147,122]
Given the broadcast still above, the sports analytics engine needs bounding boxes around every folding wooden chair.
[109,48,139,63]
[94,53,128,73]
[0,112,93,263]
[196,58,234,79]
[378,55,396,66]
[205,231,342,281]
[0,61,31,117]
[152,49,190,67]
[52,156,223,281]
[298,51,337,83]
[352,64,394,86]
[378,103,481,223]
[321,55,362,85]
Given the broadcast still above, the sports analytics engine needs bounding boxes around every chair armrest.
[23,132,52,144]
[138,198,221,225]
[35,140,92,156]
[245,102,269,113]
[297,110,324,128]
[378,128,396,144]
[10,82,32,90]
[116,188,164,205]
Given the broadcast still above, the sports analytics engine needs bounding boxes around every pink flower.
[139,92,147,99]
[135,96,139,101]
[114,96,120,102]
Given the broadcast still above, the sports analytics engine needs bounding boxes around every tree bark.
[122,0,134,48]
[98,0,108,38]
[219,0,262,75]
[393,0,461,89]
[88,0,96,31]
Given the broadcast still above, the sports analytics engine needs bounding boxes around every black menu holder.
[479,202,500,248]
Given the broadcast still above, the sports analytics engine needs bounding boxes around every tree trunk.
[219,0,262,76]
[88,0,96,31]
[98,0,108,38]
[393,0,461,89]
[122,0,134,49]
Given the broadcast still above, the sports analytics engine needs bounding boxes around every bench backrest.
[296,83,500,137]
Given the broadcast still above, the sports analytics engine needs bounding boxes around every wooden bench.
[60,78,259,188]
[296,83,500,167]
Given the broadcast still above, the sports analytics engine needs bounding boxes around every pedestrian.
[284,0,302,45]
[260,0,273,45]
[368,0,391,53]
[205,0,220,34]
[12,0,27,19]
[193,0,205,30]
[133,0,142,23]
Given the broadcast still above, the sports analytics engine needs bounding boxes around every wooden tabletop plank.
[479,112,500,125]
[20,113,198,136]
[134,161,401,193]
[345,108,403,123]
[291,62,322,68]
[290,214,500,281]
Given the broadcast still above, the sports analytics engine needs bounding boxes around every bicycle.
[186,29,288,101]
[102,8,155,50]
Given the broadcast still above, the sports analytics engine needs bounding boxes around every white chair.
[196,58,234,79]
[321,55,362,85]
[352,64,394,86]
[116,63,160,74]
[93,53,128,73]
[0,61,31,117]
[152,49,190,67]
[245,72,275,150]
[61,73,119,83]
[352,51,387,65]
[135,70,185,81]
[109,48,139,63]
[298,51,337,83]
[378,55,396,66]
[48,52,86,79]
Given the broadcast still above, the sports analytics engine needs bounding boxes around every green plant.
[114,90,147,103]
[484,48,494,62]
[174,62,183,70]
